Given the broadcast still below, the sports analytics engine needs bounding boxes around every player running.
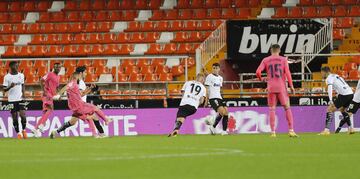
[204,63,229,135]
[256,44,297,137]
[50,71,112,139]
[32,63,63,137]
[319,66,355,135]
[75,66,106,138]
[3,61,28,139]
[168,74,206,137]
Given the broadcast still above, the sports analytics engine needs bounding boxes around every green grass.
[0,133,360,179]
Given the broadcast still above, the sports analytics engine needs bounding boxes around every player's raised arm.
[256,60,265,81]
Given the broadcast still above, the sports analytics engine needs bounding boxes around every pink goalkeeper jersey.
[66,80,85,111]
[256,55,293,93]
[42,72,60,97]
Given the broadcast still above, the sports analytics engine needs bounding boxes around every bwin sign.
[239,24,315,54]
[226,19,326,60]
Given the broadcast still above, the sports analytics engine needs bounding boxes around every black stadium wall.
[226,19,331,73]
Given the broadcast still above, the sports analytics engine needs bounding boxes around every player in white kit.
[319,67,355,135]
[3,61,28,139]
[204,63,229,135]
[168,74,206,137]
[343,79,360,133]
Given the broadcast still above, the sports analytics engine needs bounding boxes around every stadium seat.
[178,9,193,20]
[85,74,98,82]
[140,66,154,75]
[103,33,117,43]
[149,0,161,9]
[107,90,122,100]
[27,23,40,34]
[84,22,97,32]
[123,90,137,99]
[318,6,332,17]
[0,13,8,23]
[336,70,349,79]
[19,61,33,69]
[171,65,185,76]
[63,60,77,67]
[107,0,120,10]
[37,67,47,77]
[269,0,284,6]
[54,23,69,33]
[74,33,88,44]
[300,0,313,5]
[116,33,130,43]
[65,1,77,10]
[1,24,13,34]
[159,73,173,81]
[69,23,84,33]
[349,6,360,16]
[124,66,139,74]
[160,43,177,54]
[138,90,152,99]
[23,1,36,11]
[136,0,148,9]
[343,0,357,4]
[153,89,166,99]
[170,21,183,31]
[192,9,206,19]
[60,76,68,84]
[142,21,154,31]
[25,75,39,84]
[177,0,191,8]
[9,2,22,11]
[0,2,8,12]
[34,60,47,69]
[144,74,158,81]
[333,29,345,40]
[177,43,194,54]
[95,66,110,75]
[333,6,347,17]
[59,34,74,45]
[47,34,60,45]
[31,35,46,44]
[37,1,51,11]
[144,32,160,42]
[288,7,303,18]
[39,12,50,22]
[248,0,260,7]
[66,12,80,22]
[273,7,288,18]
[222,8,236,19]
[119,44,134,54]
[109,11,122,21]
[79,0,91,10]
[236,8,251,19]
[234,0,248,7]
[151,10,164,20]
[47,45,63,57]
[164,10,178,20]
[92,0,105,10]
[155,65,169,73]
[104,44,120,55]
[131,33,146,43]
[208,8,222,19]
[129,73,143,82]
[348,70,360,80]
[123,11,137,20]
[98,22,113,32]
[51,12,65,22]
[314,0,328,5]
[42,23,55,33]
[88,33,102,44]
[180,57,196,67]
[169,88,181,98]
[151,58,166,66]
[184,21,198,31]
[121,0,134,10]
[32,45,48,57]
[90,44,105,55]
[344,62,358,71]
[303,7,318,17]
[137,59,151,67]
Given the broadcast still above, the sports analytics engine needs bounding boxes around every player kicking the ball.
[168,74,206,137]
[204,63,229,135]
[50,72,112,139]
[256,44,297,137]
[319,66,354,135]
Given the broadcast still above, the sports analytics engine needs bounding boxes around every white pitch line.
[0,147,243,164]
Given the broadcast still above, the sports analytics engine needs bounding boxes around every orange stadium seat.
[95,66,110,75]
[64,60,77,67]
[333,29,345,40]
[47,45,63,57]
[93,60,107,67]
[169,88,181,98]
[234,0,248,7]
[318,6,332,17]
[98,22,112,32]
[138,90,152,99]
[136,0,148,9]
[156,21,169,31]
[107,0,120,9]
[82,11,94,21]
[37,67,47,77]
[37,1,51,11]
[131,33,145,43]
[104,44,120,55]
[273,7,288,18]
[222,8,236,19]
[25,75,39,84]
[0,2,8,11]
[34,60,47,69]
[173,32,188,42]
[184,21,197,31]
[121,0,134,10]
[177,0,191,8]
[236,8,251,19]
[0,13,8,23]
[289,7,303,18]
[348,70,360,80]
[144,32,160,42]
[103,33,117,43]
[69,23,84,33]
[9,2,22,11]
[31,35,45,44]
[140,66,154,75]
[129,73,143,82]
[116,73,128,82]
[164,10,178,20]
[122,59,136,67]
[1,24,13,34]
[23,1,36,11]
[123,90,137,99]
[19,61,33,69]
[192,0,204,8]
[27,23,40,33]
[336,70,349,79]
[109,11,122,21]
[137,59,150,67]
[205,0,219,8]
[92,0,105,10]
[153,89,166,99]
[79,0,91,10]
[55,23,69,33]
[303,7,318,17]
[154,65,169,73]
[51,12,65,22]
[300,0,313,5]
[208,8,222,19]
[193,9,207,19]
[151,10,164,20]
[171,65,185,76]
[47,34,60,45]
[314,0,328,5]
[119,44,134,54]
[179,9,193,20]
[90,44,105,55]
[32,45,48,57]
[344,62,358,71]
[160,43,177,54]
[107,90,122,100]
[38,12,50,22]
[84,22,97,32]
[124,66,139,74]
[42,23,55,33]
[349,6,360,16]
[116,33,130,43]
[85,74,98,82]
[152,58,166,66]
[333,6,347,17]
[65,1,77,10]
[123,11,137,20]
[149,0,162,9]
[78,60,92,66]
[269,0,284,6]
[94,11,107,21]
[144,74,158,81]
[159,73,173,81]
[66,12,79,22]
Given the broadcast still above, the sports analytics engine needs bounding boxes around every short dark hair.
[321,66,331,72]
[9,61,18,67]
[271,44,280,50]
[53,62,61,67]
[212,63,220,67]
[76,66,86,73]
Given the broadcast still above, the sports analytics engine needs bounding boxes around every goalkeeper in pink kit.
[256,44,298,137]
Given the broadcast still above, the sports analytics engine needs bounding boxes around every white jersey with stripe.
[353,80,360,103]
[325,74,353,100]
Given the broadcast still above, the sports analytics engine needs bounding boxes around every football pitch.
[0,133,360,179]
